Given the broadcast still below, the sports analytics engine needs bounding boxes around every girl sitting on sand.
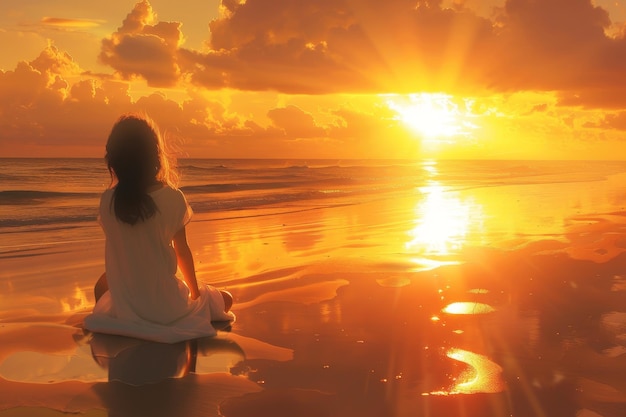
[84,114,234,343]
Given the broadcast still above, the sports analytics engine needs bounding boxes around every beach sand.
[3,189,626,417]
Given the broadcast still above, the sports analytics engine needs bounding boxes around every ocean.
[2,158,626,246]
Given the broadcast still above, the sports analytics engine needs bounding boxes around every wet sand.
[3,190,626,417]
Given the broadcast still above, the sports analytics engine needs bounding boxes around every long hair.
[105,114,178,225]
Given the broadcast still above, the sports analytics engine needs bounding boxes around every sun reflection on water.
[403,161,486,259]
[425,349,505,396]
[406,180,484,256]
[60,285,90,312]
[447,349,505,394]
[442,302,495,315]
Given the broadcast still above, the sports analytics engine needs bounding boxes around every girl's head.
[105,114,177,224]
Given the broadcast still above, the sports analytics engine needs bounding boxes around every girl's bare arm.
[172,226,201,300]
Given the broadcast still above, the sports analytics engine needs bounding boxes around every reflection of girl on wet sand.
[88,333,256,417]
[84,115,234,343]
[89,332,245,385]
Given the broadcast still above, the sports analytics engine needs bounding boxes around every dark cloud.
[487,0,615,91]
[193,0,495,93]
[90,0,626,106]
[185,0,626,106]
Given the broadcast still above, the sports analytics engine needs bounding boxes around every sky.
[1,0,625,159]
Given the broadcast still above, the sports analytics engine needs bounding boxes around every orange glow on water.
[442,302,495,315]
[447,348,505,394]
[426,349,505,396]
[405,180,484,256]
[60,285,90,313]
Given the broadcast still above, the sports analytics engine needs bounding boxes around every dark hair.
[105,114,173,225]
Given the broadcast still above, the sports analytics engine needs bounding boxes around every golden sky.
[1,0,625,159]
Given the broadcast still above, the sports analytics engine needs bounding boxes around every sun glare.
[406,181,482,255]
[386,93,476,143]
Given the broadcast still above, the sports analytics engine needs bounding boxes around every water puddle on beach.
[424,349,505,395]
[442,301,495,315]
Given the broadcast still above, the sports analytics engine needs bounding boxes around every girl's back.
[99,185,192,324]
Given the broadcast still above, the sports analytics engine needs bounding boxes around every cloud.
[0,45,81,109]
[487,0,621,91]
[0,43,274,157]
[584,112,626,131]
[95,0,498,93]
[267,105,326,138]
[192,0,494,93]
[41,17,104,29]
[88,0,626,107]
[3,0,626,158]
[31,44,82,75]
[99,0,183,87]
[0,46,115,150]
[192,0,625,105]
[0,43,409,158]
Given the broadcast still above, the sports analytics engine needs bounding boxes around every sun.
[386,93,475,142]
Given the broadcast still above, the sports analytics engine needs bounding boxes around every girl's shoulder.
[151,184,184,197]
[153,185,192,222]
[152,185,189,207]
[100,188,114,203]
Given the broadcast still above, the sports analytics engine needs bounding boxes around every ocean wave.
[187,181,413,213]
[182,177,358,195]
[182,181,297,194]
[0,190,98,205]
[0,173,15,180]
[189,189,348,213]
[179,164,231,173]
[0,214,97,228]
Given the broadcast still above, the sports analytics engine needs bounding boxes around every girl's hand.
[190,289,200,300]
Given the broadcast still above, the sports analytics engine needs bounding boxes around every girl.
[84,114,234,343]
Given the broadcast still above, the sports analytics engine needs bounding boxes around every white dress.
[84,185,234,343]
